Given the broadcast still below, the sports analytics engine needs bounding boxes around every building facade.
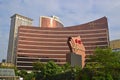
[7,14,33,64]
[110,39,120,52]
[39,16,64,28]
[15,17,109,70]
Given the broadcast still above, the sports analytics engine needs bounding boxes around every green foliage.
[91,48,120,68]
[16,48,120,80]
[24,72,35,80]
[43,61,62,80]
[32,61,82,80]
[17,70,35,80]
[85,48,120,80]
[33,61,63,80]
[61,63,71,71]
[33,61,45,70]
[18,70,27,78]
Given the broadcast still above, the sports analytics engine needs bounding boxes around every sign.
[69,36,86,68]
[69,36,85,53]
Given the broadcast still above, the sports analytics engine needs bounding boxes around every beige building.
[110,39,120,51]
[7,14,33,64]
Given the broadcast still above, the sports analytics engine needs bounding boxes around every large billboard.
[69,36,86,68]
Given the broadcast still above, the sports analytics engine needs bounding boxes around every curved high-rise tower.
[39,16,64,28]
[15,16,109,70]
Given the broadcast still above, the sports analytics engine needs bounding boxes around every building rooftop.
[11,13,33,21]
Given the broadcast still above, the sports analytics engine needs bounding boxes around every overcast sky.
[0,0,120,62]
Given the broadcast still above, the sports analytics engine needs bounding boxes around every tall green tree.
[44,61,62,80]
[91,48,120,68]
[85,48,120,80]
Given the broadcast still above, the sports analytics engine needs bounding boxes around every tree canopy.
[15,48,120,80]
[85,48,120,80]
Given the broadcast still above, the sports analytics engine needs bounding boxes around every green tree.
[33,61,63,80]
[18,70,27,78]
[33,61,45,71]
[33,61,46,80]
[73,66,82,80]
[17,70,35,80]
[44,61,62,80]
[61,63,71,72]
[85,48,120,80]
[91,48,120,68]
[24,72,35,80]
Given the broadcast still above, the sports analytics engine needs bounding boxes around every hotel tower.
[7,14,33,64]
[7,14,109,70]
